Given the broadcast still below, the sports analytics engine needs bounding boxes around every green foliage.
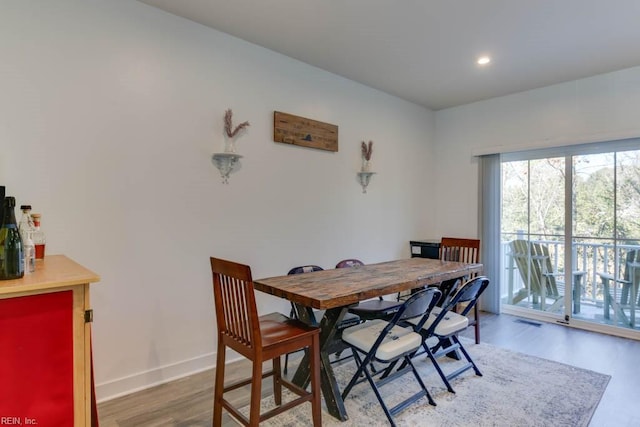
[503,150,640,241]
[502,158,565,239]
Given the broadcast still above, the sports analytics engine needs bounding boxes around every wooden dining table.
[254,257,483,421]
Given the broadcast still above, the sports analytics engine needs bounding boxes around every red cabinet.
[0,256,99,426]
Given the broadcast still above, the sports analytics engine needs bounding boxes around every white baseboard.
[96,350,242,403]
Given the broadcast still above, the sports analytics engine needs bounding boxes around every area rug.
[237,340,610,426]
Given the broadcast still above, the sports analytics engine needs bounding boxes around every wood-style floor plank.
[98,313,640,426]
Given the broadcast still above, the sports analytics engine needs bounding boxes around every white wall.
[0,1,435,400]
[433,66,640,239]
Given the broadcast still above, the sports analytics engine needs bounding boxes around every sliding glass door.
[572,150,640,329]
[501,157,567,318]
[499,140,640,334]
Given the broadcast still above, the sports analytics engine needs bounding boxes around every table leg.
[291,304,349,421]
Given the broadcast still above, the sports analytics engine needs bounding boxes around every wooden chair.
[508,240,585,314]
[597,249,640,327]
[439,237,482,343]
[509,240,562,310]
[210,257,321,427]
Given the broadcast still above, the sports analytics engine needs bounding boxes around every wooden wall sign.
[273,111,338,152]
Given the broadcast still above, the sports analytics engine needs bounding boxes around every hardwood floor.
[98,313,640,426]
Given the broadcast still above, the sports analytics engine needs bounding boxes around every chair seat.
[342,319,421,362]
[312,310,362,329]
[408,306,469,336]
[347,299,404,320]
[259,312,320,347]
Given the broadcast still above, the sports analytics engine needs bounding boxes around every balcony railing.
[501,235,640,306]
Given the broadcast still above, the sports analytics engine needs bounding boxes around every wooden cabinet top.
[0,255,100,296]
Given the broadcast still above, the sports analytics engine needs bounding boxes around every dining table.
[253,257,484,421]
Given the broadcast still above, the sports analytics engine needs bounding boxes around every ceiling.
[138,0,640,110]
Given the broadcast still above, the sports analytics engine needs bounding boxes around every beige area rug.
[237,340,610,426]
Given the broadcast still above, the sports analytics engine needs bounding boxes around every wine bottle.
[0,196,24,280]
[31,213,46,260]
[0,186,4,226]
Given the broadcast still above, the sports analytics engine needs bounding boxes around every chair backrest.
[288,265,324,275]
[509,239,559,296]
[444,276,490,316]
[287,265,324,320]
[622,250,640,305]
[395,287,441,322]
[418,276,489,333]
[210,257,260,351]
[373,287,441,351]
[623,249,640,282]
[438,238,481,305]
[440,237,480,264]
[335,259,364,268]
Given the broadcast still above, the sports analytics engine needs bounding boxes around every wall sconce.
[358,140,375,193]
[357,171,375,193]
[212,153,242,184]
[211,109,250,184]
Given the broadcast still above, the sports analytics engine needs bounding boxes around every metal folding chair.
[284,265,361,374]
[340,287,441,426]
[338,259,406,321]
[407,276,490,393]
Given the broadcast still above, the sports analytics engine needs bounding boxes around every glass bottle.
[0,186,4,225]
[31,213,46,260]
[0,196,24,280]
[23,230,35,274]
[18,204,35,245]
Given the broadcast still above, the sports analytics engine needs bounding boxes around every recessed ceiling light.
[477,56,491,65]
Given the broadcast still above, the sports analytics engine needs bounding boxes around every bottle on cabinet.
[0,186,4,226]
[18,204,35,244]
[0,196,24,280]
[30,213,46,260]
[23,230,35,274]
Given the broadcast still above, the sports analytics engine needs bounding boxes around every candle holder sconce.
[212,153,242,184]
[212,109,249,184]
[357,171,375,194]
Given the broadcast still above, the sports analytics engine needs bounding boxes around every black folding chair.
[336,259,406,321]
[406,276,490,393]
[284,265,362,374]
[340,287,441,426]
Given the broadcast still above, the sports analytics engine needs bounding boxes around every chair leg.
[424,341,455,393]
[284,306,296,375]
[284,353,290,375]
[406,355,436,406]
[341,349,367,400]
[603,278,611,320]
[273,356,282,406]
[249,359,263,427]
[474,305,480,344]
[310,334,322,427]
[213,342,226,427]
[363,365,396,427]
[452,335,482,376]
